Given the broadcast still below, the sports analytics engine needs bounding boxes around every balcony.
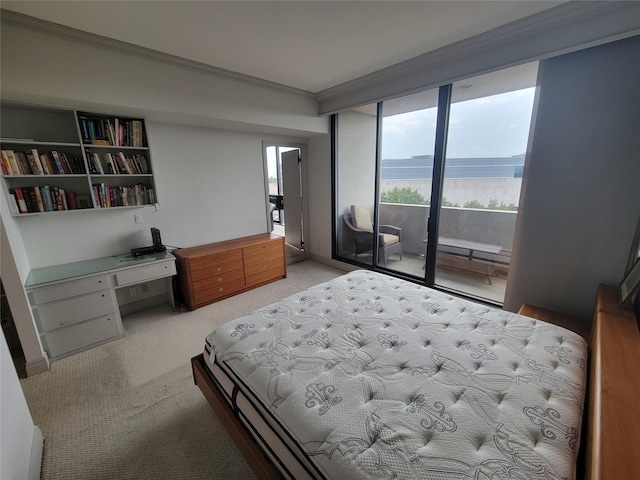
[340,203,516,304]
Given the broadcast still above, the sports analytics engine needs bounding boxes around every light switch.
[134,214,143,224]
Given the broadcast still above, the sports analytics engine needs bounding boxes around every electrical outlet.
[134,214,143,224]
[129,287,136,296]
[140,283,149,294]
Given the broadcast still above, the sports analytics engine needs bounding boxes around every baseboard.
[28,426,43,480]
[25,355,50,376]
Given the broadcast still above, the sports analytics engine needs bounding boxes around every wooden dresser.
[173,233,286,310]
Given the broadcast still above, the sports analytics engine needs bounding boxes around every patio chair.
[343,205,403,267]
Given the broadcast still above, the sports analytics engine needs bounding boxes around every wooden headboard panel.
[585,284,640,479]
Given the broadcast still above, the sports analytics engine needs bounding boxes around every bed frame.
[192,283,640,480]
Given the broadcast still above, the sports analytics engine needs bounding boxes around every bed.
[192,269,596,479]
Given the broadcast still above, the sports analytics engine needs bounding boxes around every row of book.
[78,114,145,148]
[1,149,86,176]
[10,186,82,214]
[86,150,151,175]
[92,183,155,208]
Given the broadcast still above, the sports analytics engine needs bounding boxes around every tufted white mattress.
[203,270,587,479]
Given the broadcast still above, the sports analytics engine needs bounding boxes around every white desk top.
[26,251,175,287]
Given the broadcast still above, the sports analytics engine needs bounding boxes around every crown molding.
[0,8,314,99]
[316,1,640,114]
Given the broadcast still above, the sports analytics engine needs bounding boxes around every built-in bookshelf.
[1,103,157,216]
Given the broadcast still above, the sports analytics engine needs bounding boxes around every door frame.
[261,141,307,240]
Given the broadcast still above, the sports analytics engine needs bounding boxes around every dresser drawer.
[42,314,122,359]
[245,265,286,288]
[243,240,283,267]
[30,275,111,305]
[193,275,246,305]
[115,260,176,286]
[190,249,243,281]
[244,256,287,277]
[35,290,117,332]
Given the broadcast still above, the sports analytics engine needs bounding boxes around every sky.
[381,88,536,159]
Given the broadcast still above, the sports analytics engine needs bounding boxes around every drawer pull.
[219,287,224,292]
[216,267,222,272]
[218,277,223,282]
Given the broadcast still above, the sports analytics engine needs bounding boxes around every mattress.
[203,270,587,479]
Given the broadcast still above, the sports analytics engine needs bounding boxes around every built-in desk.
[26,252,176,360]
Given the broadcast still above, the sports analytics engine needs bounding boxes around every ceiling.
[0,1,565,94]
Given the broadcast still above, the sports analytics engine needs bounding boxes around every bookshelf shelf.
[1,102,158,216]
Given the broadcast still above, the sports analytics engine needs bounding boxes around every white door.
[282,149,303,250]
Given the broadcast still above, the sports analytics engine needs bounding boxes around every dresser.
[26,252,176,360]
[173,234,286,310]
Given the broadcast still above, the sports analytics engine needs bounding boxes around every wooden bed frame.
[192,283,640,480]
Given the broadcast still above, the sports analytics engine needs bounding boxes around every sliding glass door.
[378,89,439,275]
[334,63,538,305]
[434,66,537,302]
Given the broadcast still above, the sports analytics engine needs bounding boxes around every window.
[333,63,538,304]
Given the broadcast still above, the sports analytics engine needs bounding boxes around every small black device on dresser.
[131,227,166,257]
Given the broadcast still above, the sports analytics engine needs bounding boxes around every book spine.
[12,189,28,213]
[31,149,45,174]
[50,151,65,174]
[1,150,11,175]
[33,186,45,212]
[8,194,19,214]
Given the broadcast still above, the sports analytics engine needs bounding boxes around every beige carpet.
[19,261,344,480]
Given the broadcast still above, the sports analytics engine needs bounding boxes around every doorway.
[263,143,306,264]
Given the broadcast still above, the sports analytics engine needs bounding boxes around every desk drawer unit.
[42,314,122,359]
[30,274,111,304]
[35,290,117,332]
[115,259,176,286]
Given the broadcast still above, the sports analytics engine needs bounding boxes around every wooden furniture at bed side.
[584,284,640,480]
[517,304,592,344]
[173,234,286,310]
[191,354,281,480]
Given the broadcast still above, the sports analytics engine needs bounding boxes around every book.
[41,186,52,211]
[31,148,45,175]
[5,150,20,175]
[12,188,27,213]
[26,152,41,174]
[33,186,45,212]
[66,190,77,210]
[118,152,133,174]
[0,150,9,175]
[16,151,31,174]
[8,194,19,214]
[39,154,53,175]
[92,153,104,174]
[103,153,116,174]
[2,150,14,175]
[52,151,71,174]
[78,115,91,143]
[21,187,35,212]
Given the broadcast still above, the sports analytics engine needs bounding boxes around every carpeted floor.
[19,260,345,480]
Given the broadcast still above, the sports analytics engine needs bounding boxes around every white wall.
[0,23,326,136]
[0,18,329,384]
[16,123,298,268]
[306,135,333,261]
[1,330,42,480]
[504,35,640,318]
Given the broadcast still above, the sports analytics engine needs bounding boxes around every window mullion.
[425,84,452,285]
